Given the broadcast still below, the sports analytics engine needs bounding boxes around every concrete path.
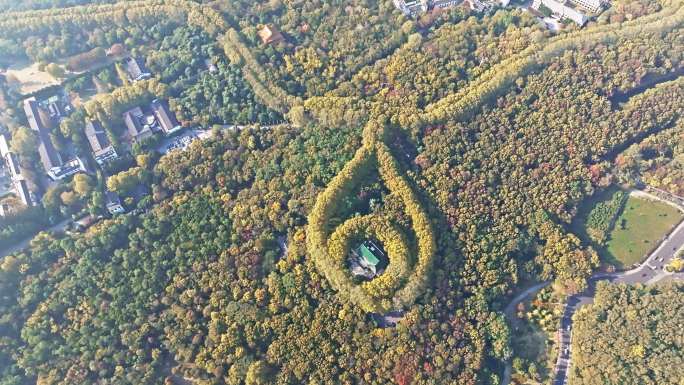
[630,188,684,214]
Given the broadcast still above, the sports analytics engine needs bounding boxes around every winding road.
[503,190,684,385]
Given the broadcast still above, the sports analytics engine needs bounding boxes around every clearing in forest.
[5,61,60,94]
[604,195,682,269]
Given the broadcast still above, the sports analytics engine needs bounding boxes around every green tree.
[73,174,94,198]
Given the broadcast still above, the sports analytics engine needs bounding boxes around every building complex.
[393,0,508,16]
[85,120,119,165]
[124,99,182,142]
[3,54,189,218]
[23,98,86,181]
[394,0,606,27]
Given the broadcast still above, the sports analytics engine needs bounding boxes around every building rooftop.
[15,179,32,206]
[105,190,125,214]
[534,0,587,25]
[6,153,22,177]
[126,57,151,81]
[359,244,381,267]
[150,99,181,134]
[354,240,388,277]
[123,106,151,139]
[258,25,284,45]
[49,157,85,180]
[74,214,98,230]
[105,191,121,205]
[0,134,9,157]
[23,98,63,172]
[85,120,111,153]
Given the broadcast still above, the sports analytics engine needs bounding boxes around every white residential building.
[393,0,462,16]
[533,0,588,26]
[0,134,37,207]
[105,191,125,215]
[570,0,603,13]
[433,0,461,10]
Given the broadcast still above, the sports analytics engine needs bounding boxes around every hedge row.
[307,119,436,312]
[421,0,684,124]
[222,29,300,114]
[0,0,229,38]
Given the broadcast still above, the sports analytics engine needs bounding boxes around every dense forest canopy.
[570,282,684,385]
[0,0,116,12]
[0,0,683,384]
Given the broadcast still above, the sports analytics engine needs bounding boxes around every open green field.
[572,189,684,269]
[603,195,682,269]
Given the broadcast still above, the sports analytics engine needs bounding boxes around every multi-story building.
[394,0,509,15]
[85,120,118,165]
[14,179,33,207]
[151,99,182,135]
[24,98,63,174]
[124,99,183,142]
[569,0,604,12]
[433,0,462,10]
[533,0,588,25]
[0,133,36,207]
[125,57,151,82]
[105,191,125,215]
[0,201,10,217]
[393,0,458,16]
[123,106,154,143]
[23,98,85,180]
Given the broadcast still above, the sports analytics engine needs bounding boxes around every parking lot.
[157,129,213,155]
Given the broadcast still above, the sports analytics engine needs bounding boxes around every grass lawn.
[603,195,683,269]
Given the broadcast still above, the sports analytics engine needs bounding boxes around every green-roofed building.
[354,240,388,277]
[359,244,380,266]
